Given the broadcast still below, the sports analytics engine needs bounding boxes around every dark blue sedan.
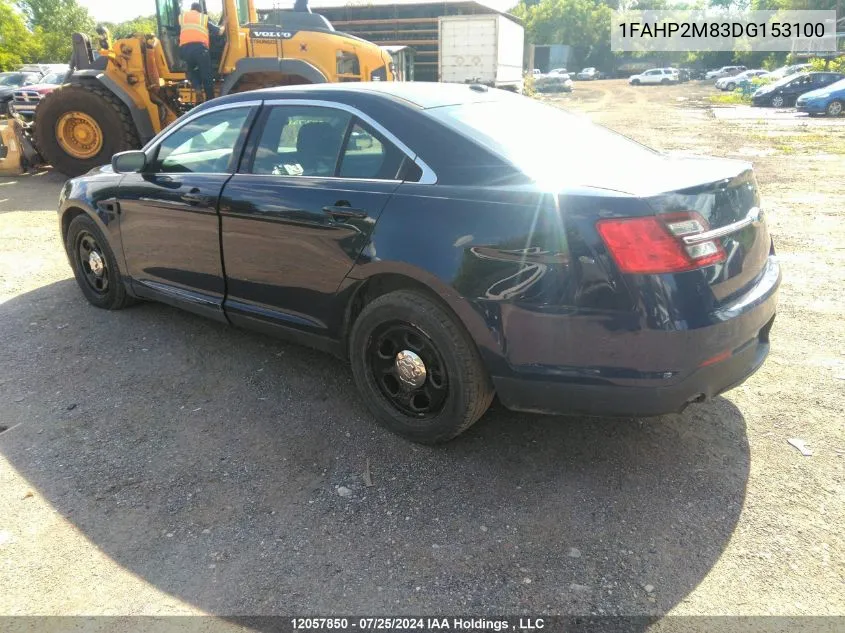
[58,83,780,443]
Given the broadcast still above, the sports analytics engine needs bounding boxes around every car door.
[784,74,814,101]
[219,101,422,339]
[117,103,258,321]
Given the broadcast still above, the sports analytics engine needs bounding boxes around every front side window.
[154,107,252,173]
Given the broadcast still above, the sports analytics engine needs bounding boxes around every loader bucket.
[0,122,24,176]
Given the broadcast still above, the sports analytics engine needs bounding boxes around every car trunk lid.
[594,157,771,303]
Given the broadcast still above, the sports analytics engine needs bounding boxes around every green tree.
[16,0,94,62]
[513,0,613,69]
[0,0,43,69]
[105,15,158,39]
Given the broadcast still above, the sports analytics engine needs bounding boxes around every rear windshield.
[427,96,661,186]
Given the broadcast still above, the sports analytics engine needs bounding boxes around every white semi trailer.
[438,14,525,93]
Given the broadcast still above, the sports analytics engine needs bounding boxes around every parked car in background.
[548,68,568,76]
[57,83,779,443]
[0,71,42,115]
[796,77,845,116]
[9,68,69,122]
[535,70,573,93]
[763,64,811,81]
[715,69,767,91]
[705,65,747,80]
[629,68,678,85]
[753,71,845,107]
[673,68,691,82]
[576,67,599,80]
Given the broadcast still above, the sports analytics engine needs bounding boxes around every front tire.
[631,79,640,85]
[65,214,134,310]
[771,95,785,108]
[827,100,843,117]
[726,82,736,91]
[35,84,141,177]
[349,290,494,444]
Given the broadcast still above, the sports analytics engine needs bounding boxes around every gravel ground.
[0,81,843,619]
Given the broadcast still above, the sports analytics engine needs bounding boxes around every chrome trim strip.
[142,100,263,153]
[262,98,437,184]
[136,279,220,307]
[228,173,401,185]
[683,207,761,245]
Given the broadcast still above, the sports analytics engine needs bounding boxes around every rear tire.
[827,100,843,117]
[661,78,669,85]
[65,214,135,310]
[35,83,141,177]
[349,290,494,444]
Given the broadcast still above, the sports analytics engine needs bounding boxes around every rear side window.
[338,121,406,180]
[251,106,351,177]
[248,105,412,181]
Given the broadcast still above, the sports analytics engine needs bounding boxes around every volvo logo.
[251,30,294,39]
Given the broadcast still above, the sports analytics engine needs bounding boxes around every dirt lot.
[0,80,843,620]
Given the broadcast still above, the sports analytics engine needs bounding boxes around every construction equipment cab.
[34,0,396,176]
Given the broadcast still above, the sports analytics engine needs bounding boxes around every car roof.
[202,82,512,111]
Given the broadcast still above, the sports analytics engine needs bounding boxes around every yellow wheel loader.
[33,0,396,177]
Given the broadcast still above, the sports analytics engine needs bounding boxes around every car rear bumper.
[491,257,780,417]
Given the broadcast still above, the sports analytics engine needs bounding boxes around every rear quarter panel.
[346,183,648,377]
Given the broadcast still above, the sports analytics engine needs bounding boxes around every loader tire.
[35,83,141,177]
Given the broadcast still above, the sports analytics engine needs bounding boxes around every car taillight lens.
[596,211,725,274]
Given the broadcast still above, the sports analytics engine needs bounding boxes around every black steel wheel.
[65,214,135,310]
[368,321,449,418]
[350,289,494,444]
[76,230,110,295]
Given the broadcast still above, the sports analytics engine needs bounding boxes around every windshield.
[428,97,662,188]
[766,72,807,89]
[0,74,22,86]
[40,72,65,84]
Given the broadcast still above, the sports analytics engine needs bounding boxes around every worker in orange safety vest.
[179,2,223,102]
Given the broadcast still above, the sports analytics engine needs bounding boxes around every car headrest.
[296,122,342,162]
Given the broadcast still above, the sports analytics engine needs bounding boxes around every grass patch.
[709,92,751,105]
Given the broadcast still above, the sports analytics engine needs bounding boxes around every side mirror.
[112,150,147,173]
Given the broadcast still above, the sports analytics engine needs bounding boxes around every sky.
[79,0,512,24]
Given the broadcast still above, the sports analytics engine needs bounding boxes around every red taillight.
[596,211,726,274]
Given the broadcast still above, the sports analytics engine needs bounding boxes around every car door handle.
[181,190,209,205]
[322,205,367,220]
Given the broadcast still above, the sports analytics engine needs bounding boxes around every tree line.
[0,0,156,70]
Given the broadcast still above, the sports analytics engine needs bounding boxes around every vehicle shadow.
[0,170,66,213]
[0,280,750,617]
